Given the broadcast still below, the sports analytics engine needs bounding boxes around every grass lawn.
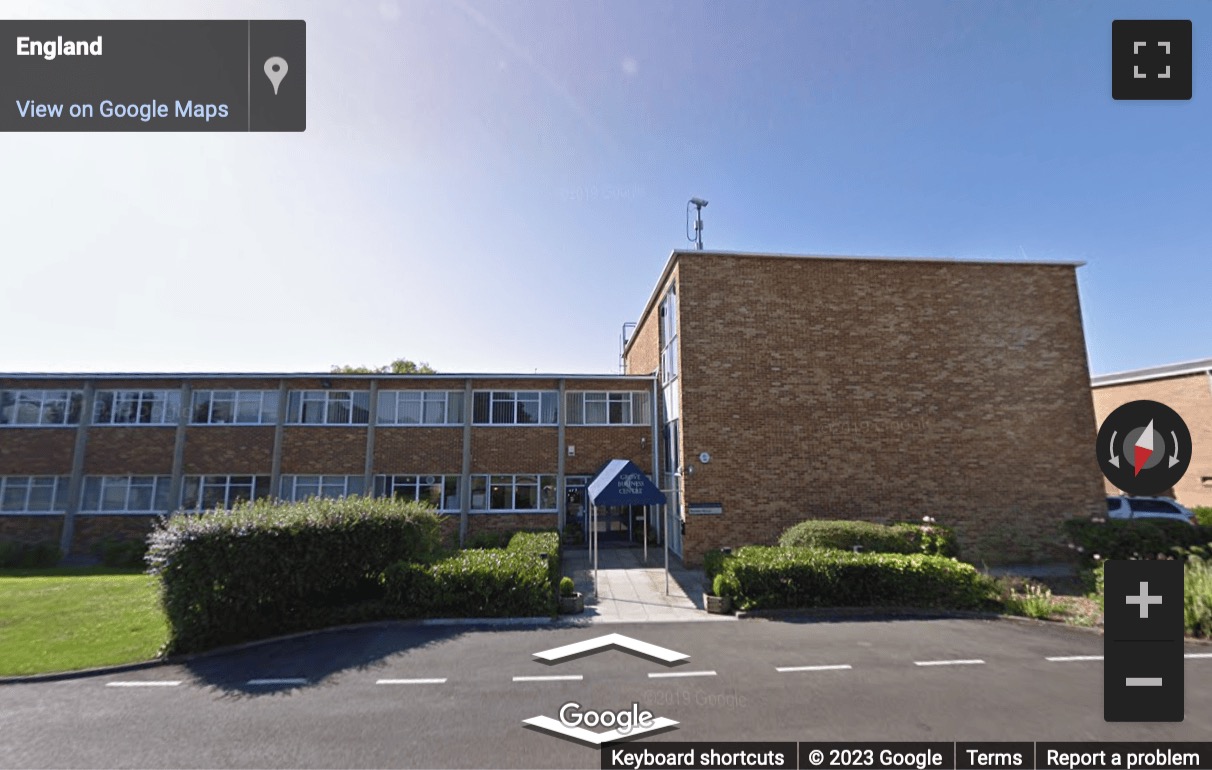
[0,567,168,676]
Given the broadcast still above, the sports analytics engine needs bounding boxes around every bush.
[1193,507,1212,527]
[714,546,997,612]
[703,548,732,583]
[1184,552,1212,638]
[464,530,513,550]
[97,538,149,569]
[778,519,959,558]
[0,541,61,568]
[560,576,576,596]
[383,548,554,618]
[1063,518,1212,566]
[147,496,443,654]
[995,577,1064,619]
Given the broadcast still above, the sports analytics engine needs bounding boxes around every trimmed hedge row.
[778,519,960,558]
[1063,519,1212,567]
[714,546,996,612]
[147,496,443,654]
[383,530,561,618]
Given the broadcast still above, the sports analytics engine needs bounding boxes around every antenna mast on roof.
[686,197,708,250]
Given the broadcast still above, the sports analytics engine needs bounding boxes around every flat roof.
[624,249,1087,358]
[1091,358,1212,387]
[0,372,656,381]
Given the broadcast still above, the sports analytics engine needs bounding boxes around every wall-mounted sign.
[687,502,723,515]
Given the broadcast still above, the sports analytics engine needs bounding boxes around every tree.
[330,358,436,374]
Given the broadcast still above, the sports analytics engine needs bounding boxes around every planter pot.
[559,592,585,614]
[704,593,731,614]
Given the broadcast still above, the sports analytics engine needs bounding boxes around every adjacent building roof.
[1092,358,1212,388]
[0,372,655,381]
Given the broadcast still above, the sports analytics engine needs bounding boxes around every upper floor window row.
[94,390,180,426]
[566,391,652,426]
[193,390,280,425]
[472,391,558,425]
[378,391,464,426]
[287,390,370,425]
[0,390,83,426]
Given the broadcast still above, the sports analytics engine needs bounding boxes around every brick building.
[1091,358,1212,508]
[1,250,1105,564]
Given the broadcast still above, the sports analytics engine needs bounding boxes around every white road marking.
[511,675,583,682]
[776,664,852,672]
[1185,653,1212,659]
[376,678,447,684]
[105,681,181,687]
[647,670,717,679]
[914,659,985,667]
[1046,655,1104,662]
[246,678,307,685]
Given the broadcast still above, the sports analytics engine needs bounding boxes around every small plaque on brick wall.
[688,502,723,515]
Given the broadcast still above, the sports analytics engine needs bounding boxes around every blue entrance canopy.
[587,459,666,506]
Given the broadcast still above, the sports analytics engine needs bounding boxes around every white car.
[1105,496,1196,525]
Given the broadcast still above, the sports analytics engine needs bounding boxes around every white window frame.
[93,390,181,426]
[469,474,558,512]
[659,285,678,385]
[0,476,70,514]
[81,475,172,514]
[374,474,460,511]
[566,391,652,426]
[0,389,83,427]
[286,390,370,425]
[191,390,280,425]
[278,474,366,501]
[377,391,464,426]
[180,475,271,511]
[471,391,558,425]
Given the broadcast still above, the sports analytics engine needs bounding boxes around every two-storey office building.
[0,375,658,556]
[1,250,1106,565]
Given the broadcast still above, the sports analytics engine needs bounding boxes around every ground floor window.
[181,475,271,511]
[0,476,69,513]
[470,474,557,511]
[278,474,365,501]
[81,476,172,512]
[375,474,460,511]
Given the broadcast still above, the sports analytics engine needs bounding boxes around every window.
[192,390,280,424]
[180,475,271,511]
[377,391,464,425]
[0,476,69,513]
[375,474,460,510]
[471,391,558,425]
[81,476,172,512]
[658,285,678,384]
[566,391,653,425]
[286,390,370,425]
[278,475,365,501]
[93,390,181,425]
[0,390,83,426]
[470,474,557,511]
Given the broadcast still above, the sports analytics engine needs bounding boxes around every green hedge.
[96,538,149,568]
[383,530,560,618]
[1194,507,1212,527]
[1063,518,1212,567]
[778,519,959,558]
[714,546,996,612]
[0,541,61,568]
[147,496,443,654]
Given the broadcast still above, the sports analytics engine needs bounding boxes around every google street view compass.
[1096,400,1191,496]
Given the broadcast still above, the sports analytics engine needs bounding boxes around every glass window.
[473,391,557,425]
[93,390,179,425]
[288,391,370,425]
[192,391,278,424]
[182,475,271,511]
[491,392,515,424]
[0,390,83,426]
[470,474,558,511]
[80,476,171,512]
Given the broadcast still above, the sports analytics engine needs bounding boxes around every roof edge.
[1092,358,1212,387]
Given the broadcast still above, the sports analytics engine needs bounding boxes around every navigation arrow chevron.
[533,633,690,665]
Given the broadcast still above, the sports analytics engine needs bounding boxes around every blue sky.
[3,0,1209,376]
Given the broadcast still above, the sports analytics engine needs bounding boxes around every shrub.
[1193,507,1212,527]
[778,519,960,558]
[464,530,513,549]
[0,541,61,568]
[996,578,1064,620]
[506,530,561,594]
[1062,518,1212,566]
[383,549,553,618]
[714,546,997,612]
[1184,553,1212,638]
[711,573,728,599]
[703,548,732,583]
[560,576,576,596]
[147,496,443,654]
[97,538,149,569]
